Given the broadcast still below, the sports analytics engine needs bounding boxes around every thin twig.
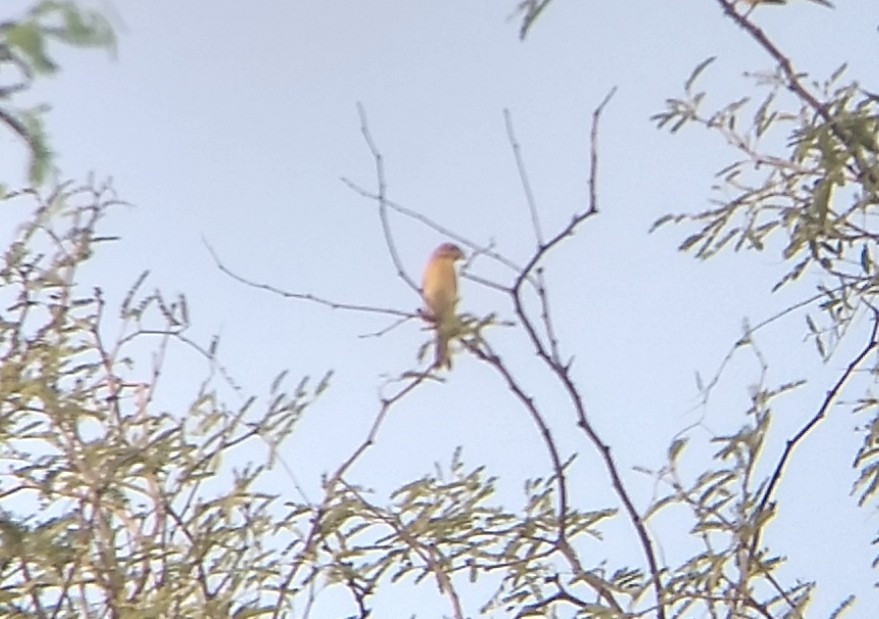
[534,269,562,363]
[355,103,420,295]
[589,87,617,214]
[684,282,854,413]
[503,108,564,361]
[204,238,416,320]
[504,109,543,245]
[340,176,531,280]
[749,311,879,559]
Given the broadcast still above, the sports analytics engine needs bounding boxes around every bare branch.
[506,89,666,618]
[340,176,532,283]
[504,109,543,245]
[749,310,879,557]
[463,339,623,614]
[355,103,421,295]
[589,87,617,214]
[205,238,416,320]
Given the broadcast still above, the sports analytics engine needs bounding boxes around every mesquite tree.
[2,1,876,618]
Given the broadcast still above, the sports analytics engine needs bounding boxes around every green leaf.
[37,0,117,53]
[5,22,57,74]
[679,233,702,252]
[686,56,716,92]
[20,107,53,184]
[668,437,688,462]
[810,179,832,227]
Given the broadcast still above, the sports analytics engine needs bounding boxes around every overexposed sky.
[5,1,879,616]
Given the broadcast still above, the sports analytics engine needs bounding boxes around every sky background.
[3,0,879,616]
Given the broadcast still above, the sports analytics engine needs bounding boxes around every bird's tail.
[435,332,451,369]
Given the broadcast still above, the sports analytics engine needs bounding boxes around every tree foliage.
[2,1,877,618]
[0,182,331,616]
[0,1,114,187]
[651,1,879,530]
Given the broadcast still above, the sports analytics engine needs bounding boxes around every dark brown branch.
[514,88,616,285]
[590,87,616,215]
[749,311,879,558]
[715,0,866,180]
[534,268,562,363]
[508,89,666,618]
[464,340,623,614]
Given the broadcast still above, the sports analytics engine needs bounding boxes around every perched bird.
[421,243,465,369]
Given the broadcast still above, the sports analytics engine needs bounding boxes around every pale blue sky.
[4,1,879,616]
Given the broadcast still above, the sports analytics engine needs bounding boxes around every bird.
[421,243,465,369]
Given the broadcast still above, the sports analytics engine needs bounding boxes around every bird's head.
[432,243,465,262]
